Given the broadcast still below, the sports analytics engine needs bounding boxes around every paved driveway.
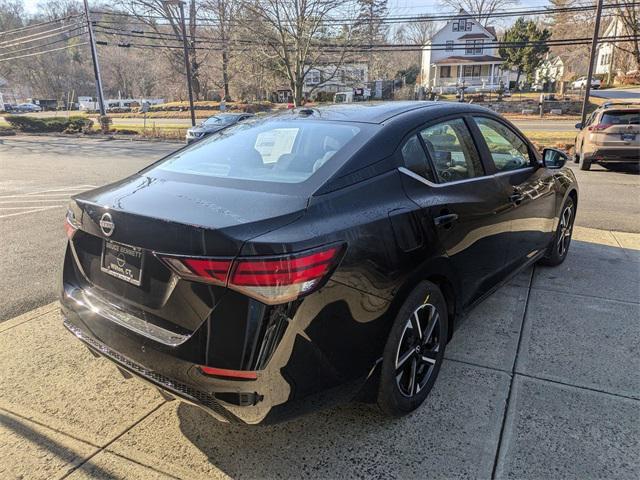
[1,227,638,479]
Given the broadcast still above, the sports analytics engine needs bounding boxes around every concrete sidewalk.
[1,228,638,479]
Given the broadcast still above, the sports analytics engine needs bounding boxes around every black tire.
[579,154,592,171]
[539,197,575,266]
[377,281,448,417]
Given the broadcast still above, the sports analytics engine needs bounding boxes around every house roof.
[434,55,503,64]
[485,27,497,38]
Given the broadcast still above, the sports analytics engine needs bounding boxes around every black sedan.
[61,102,578,425]
[185,112,254,143]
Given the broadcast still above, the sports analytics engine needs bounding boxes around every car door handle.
[433,213,459,227]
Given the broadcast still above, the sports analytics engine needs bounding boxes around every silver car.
[186,113,254,143]
[16,103,42,113]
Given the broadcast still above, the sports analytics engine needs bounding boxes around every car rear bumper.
[60,267,387,425]
[585,148,640,163]
[62,315,246,423]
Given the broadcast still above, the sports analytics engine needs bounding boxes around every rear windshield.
[154,118,362,184]
[601,111,640,125]
[203,115,235,125]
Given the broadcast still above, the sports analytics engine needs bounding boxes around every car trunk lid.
[68,174,307,335]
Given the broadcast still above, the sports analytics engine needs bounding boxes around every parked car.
[15,102,42,112]
[2,103,14,112]
[186,113,254,143]
[574,102,640,170]
[60,102,578,425]
[571,77,601,90]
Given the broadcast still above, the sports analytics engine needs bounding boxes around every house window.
[453,19,470,31]
[465,40,483,54]
[440,66,452,78]
[305,70,321,86]
[446,40,454,52]
[463,65,481,77]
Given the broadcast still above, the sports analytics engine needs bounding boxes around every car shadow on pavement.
[0,412,118,480]
[174,354,509,478]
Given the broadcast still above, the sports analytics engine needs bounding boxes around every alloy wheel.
[557,204,574,257]
[395,302,441,398]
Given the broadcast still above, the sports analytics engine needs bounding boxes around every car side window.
[419,118,484,183]
[401,135,435,182]
[474,117,532,172]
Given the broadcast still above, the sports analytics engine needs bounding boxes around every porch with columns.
[430,62,508,92]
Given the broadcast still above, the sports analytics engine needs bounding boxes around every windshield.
[203,115,235,126]
[601,111,640,125]
[153,118,363,184]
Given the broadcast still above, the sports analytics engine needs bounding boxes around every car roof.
[289,101,488,124]
[208,112,253,118]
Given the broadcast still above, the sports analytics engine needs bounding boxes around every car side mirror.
[543,148,568,169]
[574,123,583,129]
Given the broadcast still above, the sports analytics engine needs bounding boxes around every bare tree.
[609,0,640,71]
[243,0,359,106]
[0,0,25,33]
[113,0,204,99]
[439,0,519,26]
[201,0,239,100]
[401,21,437,46]
[544,0,593,80]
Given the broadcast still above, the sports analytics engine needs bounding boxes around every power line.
[0,29,85,58]
[0,14,83,38]
[0,24,84,48]
[91,32,639,54]
[0,42,88,63]
[91,22,639,51]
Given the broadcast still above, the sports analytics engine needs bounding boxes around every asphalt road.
[0,136,178,322]
[0,135,638,322]
[591,87,640,100]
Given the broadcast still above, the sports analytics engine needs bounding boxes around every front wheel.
[539,197,575,266]
[377,281,448,417]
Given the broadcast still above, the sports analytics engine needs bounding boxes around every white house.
[420,9,509,92]
[534,54,565,86]
[595,15,629,78]
[302,62,369,97]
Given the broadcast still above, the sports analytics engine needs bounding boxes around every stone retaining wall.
[481,100,583,115]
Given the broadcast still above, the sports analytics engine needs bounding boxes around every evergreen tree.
[499,18,551,85]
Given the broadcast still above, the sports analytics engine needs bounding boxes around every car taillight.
[158,244,345,305]
[588,123,611,132]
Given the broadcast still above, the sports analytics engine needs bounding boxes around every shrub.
[0,125,16,136]
[5,115,93,133]
[114,128,138,135]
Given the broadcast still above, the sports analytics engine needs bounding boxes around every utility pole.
[82,0,106,119]
[607,19,618,85]
[165,0,196,127]
[580,0,604,126]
